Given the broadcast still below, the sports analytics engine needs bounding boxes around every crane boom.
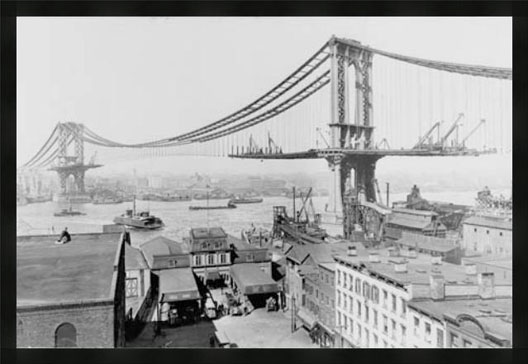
[438,113,464,147]
[413,121,441,149]
[461,119,486,146]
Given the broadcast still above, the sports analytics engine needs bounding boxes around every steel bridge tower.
[49,122,102,198]
[321,37,380,235]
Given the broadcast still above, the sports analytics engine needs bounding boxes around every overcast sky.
[17,17,512,180]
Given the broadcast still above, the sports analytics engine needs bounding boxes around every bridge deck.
[229,148,482,160]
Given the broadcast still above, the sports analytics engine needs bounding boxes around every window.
[414,317,420,336]
[391,319,396,339]
[357,323,362,340]
[357,301,362,319]
[401,298,407,316]
[349,318,354,335]
[425,322,431,342]
[401,324,406,345]
[125,278,138,298]
[383,290,388,308]
[437,329,444,348]
[331,299,335,308]
[500,232,503,236]
[349,297,354,315]
[363,282,370,299]
[474,228,477,232]
[316,289,319,299]
[365,328,370,347]
[383,315,388,334]
[208,254,215,265]
[338,312,342,326]
[373,309,378,328]
[337,271,342,286]
[374,334,379,347]
[349,274,354,290]
[337,292,341,308]
[220,253,227,264]
[247,254,254,262]
[194,254,203,266]
[371,286,380,304]
[450,333,459,348]
[55,323,77,347]
[391,294,397,312]
[355,278,361,293]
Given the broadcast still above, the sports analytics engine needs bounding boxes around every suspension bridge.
[20,36,512,237]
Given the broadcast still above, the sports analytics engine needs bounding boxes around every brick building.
[17,232,126,348]
[333,246,512,348]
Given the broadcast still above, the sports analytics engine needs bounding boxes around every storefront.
[158,268,202,325]
[229,263,279,308]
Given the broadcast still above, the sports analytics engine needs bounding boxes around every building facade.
[462,215,512,256]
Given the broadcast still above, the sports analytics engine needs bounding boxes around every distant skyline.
[17,17,511,180]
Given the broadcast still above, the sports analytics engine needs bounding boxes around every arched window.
[55,322,77,347]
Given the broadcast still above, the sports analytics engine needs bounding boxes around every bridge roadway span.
[228,147,481,160]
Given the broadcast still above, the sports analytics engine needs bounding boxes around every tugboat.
[113,197,164,230]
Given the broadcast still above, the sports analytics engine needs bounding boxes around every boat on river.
[189,201,237,211]
[54,207,86,217]
[113,198,164,230]
[229,197,263,204]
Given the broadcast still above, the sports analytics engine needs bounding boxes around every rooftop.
[463,215,512,230]
[17,233,122,307]
[387,215,434,230]
[190,227,227,240]
[141,236,189,256]
[159,268,201,303]
[462,255,512,270]
[408,297,512,343]
[396,231,458,253]
[228,235,266,251]
[125,243,149,271]
[230,263,279,295]
[286,241,363,266]
[334,248,512,287]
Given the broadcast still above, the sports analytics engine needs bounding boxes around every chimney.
[369,252,381,263]
[394,260,407,273]
[407,247,417,258]
[478,272,495,299]
[431,256,442,265]
[429,274,445,300]
[465,263,477,276]
[347,245,357,256]
[388,247,400,257]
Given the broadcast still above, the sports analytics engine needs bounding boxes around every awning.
[206,270,222,281]
[215,330,230,345]
[297,308,316,330]
[159,268,201,303]
[230,263,279,295]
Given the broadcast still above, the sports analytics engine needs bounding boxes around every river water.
[17,189,510,245]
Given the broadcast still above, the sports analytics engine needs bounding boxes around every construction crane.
[461,119,486,147]
[297,188,315,223]
[436,113,464,149]
[413,121,443,149]
[248,134,260,154]
[376,138,390,150]
[267,132,281,154]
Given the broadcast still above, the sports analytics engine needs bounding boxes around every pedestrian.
[209,334,216,348]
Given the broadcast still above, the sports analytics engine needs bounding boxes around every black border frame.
[2,2,527,364]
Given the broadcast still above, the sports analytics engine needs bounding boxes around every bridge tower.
[321,37,380,236]
[49,122,102,200]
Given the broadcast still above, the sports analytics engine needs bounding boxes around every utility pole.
[386,182,390,208]
[291,295,296,333]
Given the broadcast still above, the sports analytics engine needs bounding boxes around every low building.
[140,236,191,270]
[158,268,202,324]
[333,246,512,348]
[385,208,447,241]
[229,263,280,307]
[462,215,512,256]
[124,241,153,324]
[394,231,462,264]
[408,297,512,348]
[17,232,126,348]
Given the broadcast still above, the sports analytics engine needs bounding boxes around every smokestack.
[429,274,445,300]
[478,272,495,299]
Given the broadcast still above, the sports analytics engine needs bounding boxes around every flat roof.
[388,215,433,230]
[463,215,512,230]
[334,249,512,287]
[159,268,201,302]
[396,232,458,253]
[230,263,279,295]
[17,233,122,306]
[462,255,512,270]
[190,227,227,239]
[392,208,438,217]
[408,298,512,342]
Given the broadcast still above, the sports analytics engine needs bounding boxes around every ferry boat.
[113,198,164,230]
[229,197,263,204]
